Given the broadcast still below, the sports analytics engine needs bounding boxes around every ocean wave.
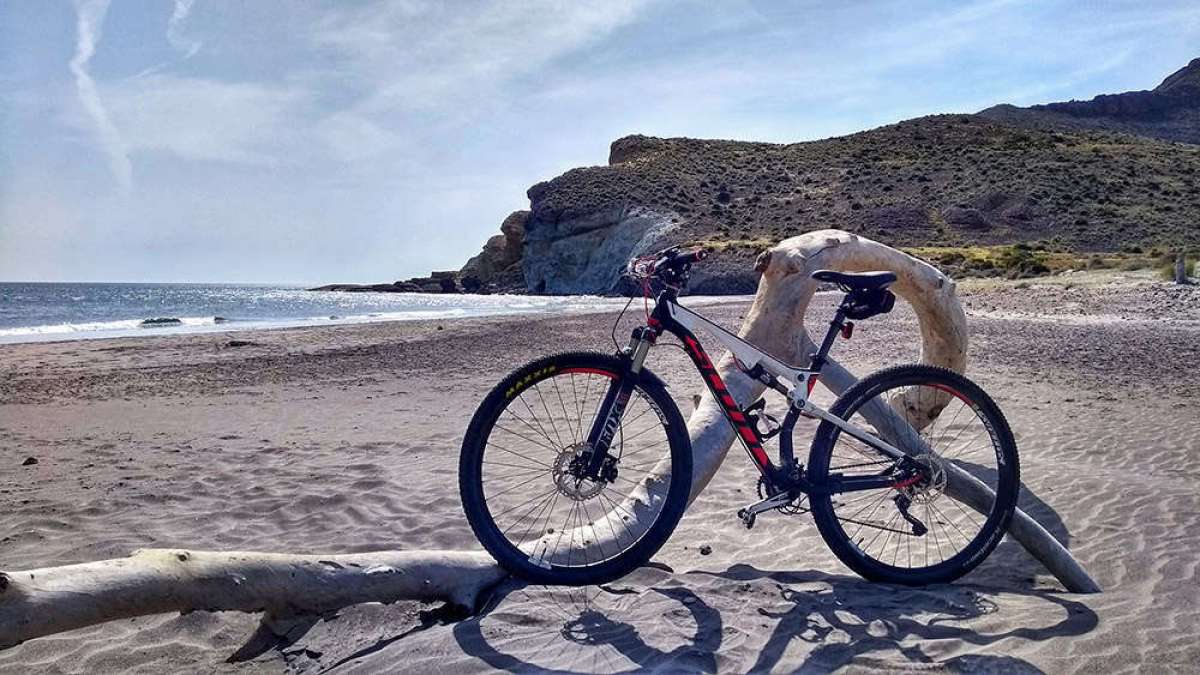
[0,316,230,337]
[0,291,751,344]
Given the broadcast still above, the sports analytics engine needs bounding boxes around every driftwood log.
[0,229,1098,651]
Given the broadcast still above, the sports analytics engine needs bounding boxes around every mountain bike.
[460,247,1019,586]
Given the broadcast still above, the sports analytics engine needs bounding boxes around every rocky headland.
[316,58,1200,296]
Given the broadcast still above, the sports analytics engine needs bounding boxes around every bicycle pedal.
[737,491,792,529]
[737,508,756,529]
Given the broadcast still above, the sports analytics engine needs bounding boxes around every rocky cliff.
[460,59,1200,295]
[979,58,1200,144]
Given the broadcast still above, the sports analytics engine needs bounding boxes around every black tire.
[460,351,692,585]
[807,364,1019,585]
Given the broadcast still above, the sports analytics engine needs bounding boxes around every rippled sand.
[1,275,1197,672]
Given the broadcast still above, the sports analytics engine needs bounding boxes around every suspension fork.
[581,326,656,478]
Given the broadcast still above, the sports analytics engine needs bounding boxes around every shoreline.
[0,292,756,346]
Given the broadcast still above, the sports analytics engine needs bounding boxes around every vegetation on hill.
[536,116,1200,254]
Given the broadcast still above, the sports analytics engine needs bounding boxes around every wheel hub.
[905,453,948,503]
[552,445,606,501]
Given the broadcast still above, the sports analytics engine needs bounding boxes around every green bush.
[997,246,1050,278]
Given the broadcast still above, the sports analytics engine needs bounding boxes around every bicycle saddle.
[810,270,897,290]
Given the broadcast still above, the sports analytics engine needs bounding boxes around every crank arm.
[736,491,793,529]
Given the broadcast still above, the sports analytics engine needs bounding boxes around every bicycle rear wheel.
[807,364,1019,585]
[459,351,692,585]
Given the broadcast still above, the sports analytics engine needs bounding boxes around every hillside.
[460,61,1200,295]
[979,58,1200,144]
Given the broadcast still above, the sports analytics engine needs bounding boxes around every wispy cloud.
[167,0,201,58]
[102,74,306,164]
[69,0,131,192]
[307,0,653,160]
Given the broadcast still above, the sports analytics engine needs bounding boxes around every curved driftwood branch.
[684,229,1099,593]
[685,229,967,500]
[0,549,506,651]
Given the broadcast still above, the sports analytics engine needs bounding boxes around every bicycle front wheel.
[807,364,1019,585]
[459,351,692,585]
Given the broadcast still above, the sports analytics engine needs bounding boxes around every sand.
[1,271,1198,673]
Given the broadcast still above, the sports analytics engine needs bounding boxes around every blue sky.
[1,1,1197,283]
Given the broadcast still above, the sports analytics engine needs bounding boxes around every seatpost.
[809,304,848,372]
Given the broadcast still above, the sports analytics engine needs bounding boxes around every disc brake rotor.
[552,445,605,501]
[905,453,948,503]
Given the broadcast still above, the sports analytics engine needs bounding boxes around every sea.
[0,282,654,344]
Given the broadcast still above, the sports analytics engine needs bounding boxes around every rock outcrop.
[522,204,682,294]
[308,271,463,294]
[459,210,528,292]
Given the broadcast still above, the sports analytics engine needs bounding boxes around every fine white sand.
[1,274,1197,672]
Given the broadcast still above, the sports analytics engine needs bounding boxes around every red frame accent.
[681,335,774,474]
[560,367,617,378]
[929,383,972,405]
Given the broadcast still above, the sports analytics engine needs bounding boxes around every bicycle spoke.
[484,441,554,469]
[492,486,560,520]
[532,383,567,449]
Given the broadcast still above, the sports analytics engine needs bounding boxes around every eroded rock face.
[460,210,528,290]
[522,204,679,294]
[608,135,668,165]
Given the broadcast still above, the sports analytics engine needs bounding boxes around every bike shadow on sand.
[450,473,1090,673]
[451,561,1097,674]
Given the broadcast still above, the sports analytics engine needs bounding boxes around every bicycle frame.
[581,287,914,498]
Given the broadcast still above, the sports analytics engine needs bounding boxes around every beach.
[1,271,1198,673]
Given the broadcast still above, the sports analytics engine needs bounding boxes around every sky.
[1,1,1198,283]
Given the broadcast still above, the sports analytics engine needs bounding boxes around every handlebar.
[655,247,708,271]
[627,246,710,290]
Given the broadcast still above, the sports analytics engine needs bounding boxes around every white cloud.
[101,74,306,164]
[167,0,202,58]
[312,1,652,112]
[313,111,406,163]
[70,0,132,192]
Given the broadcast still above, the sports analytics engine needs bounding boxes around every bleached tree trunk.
[684,229,967,501]
[0,549,505,651]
